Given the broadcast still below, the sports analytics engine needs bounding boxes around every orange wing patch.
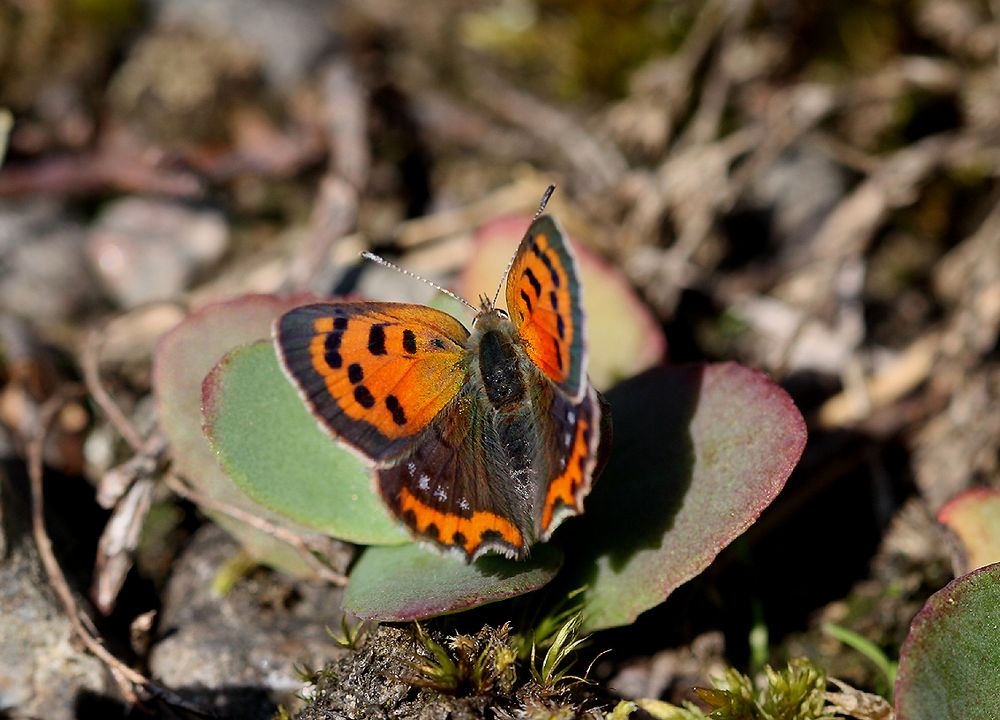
[276,302,470,461]
[506,216,586,400]
[399,487,524,558]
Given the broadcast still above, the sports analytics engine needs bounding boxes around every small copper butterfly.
[274,208,608,561]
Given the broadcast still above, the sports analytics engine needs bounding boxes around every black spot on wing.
[430,338,446,349]
[368,324,387,356]
[385,394,407,426]
[402,329,417,354]
[556,313,565,339]
[523,267,542,297]
[535,243,561,287]
[324,332,343,369]
[520,289,533,314]
[481,529,505,544]
[347,363,364,384]
[353,385,375,408]
[333,316,348,330]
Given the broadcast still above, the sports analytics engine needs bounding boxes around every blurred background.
[0,0,997,718]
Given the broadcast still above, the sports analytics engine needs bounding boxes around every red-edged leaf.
[938,488,1000,576]
[557,363,807,630]
[895,562,1000,719]
[201,341,402,544]
[153,294,334,574]
[344,543,562,621]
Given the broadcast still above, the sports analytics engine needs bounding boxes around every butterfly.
[273,212,609,562]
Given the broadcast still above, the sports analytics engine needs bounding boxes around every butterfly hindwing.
[376,386,535,560]
[538,384,602,539]
[505,215,587,401]
[275,302,469,464]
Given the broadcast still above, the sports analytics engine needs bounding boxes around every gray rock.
[150,0,335,88]
[149,524,349,719]
[746,142,848,254]
[0,476,113,719]
[0,199,98,322]
[86,197,228,308]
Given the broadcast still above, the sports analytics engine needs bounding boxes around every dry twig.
[285,57,370,293]
[82,327,146,452]
[0,151,203,198]
[163,473,350,586]
[471,72,627,196]
[26,389,214,717]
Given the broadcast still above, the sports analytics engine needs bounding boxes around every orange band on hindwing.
[399,486,523,557]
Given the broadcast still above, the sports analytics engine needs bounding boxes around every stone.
[149,0,333,88]
[86,197,228,308]
[148,524,349,719]
[0,476,113,719]
[0,199,98,322]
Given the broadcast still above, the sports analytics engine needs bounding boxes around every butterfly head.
[473,294,510,327]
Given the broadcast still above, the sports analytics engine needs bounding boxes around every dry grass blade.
[91,476,156,615]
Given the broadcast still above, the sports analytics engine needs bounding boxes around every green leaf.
[894,561,1000,720]
[344,543,563,620]
[202,341,404,545]
[461,216,666,391]
[153,294,336,575]
[557,363,807,631]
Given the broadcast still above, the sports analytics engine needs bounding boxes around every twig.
[284,57,369,293]
[770,133,956,376]
[0,108,12,167]
[26,389,215,717]
[471,72,627,196]
[163,473,349,586]
[0,152,203,198]
[677,0,753,147]
[82,327,145,452]
[395,177,545,249]
[815,334,940,429]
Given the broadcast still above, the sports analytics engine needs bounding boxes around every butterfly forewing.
[275,302,469,463]
[505,216,587,401]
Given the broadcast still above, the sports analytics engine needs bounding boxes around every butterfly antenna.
[360,251,478,313]
[492,184,556,307]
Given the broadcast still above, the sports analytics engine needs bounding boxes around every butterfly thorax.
[470,309,529,410]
